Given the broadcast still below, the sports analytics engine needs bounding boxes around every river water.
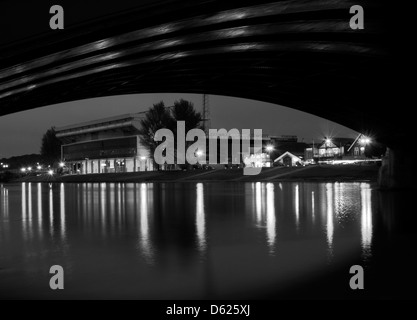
[0,182,416,299]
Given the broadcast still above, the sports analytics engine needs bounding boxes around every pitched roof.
[274,151,302,162]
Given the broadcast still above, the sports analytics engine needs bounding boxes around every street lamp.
[195,150,204,167]
[48,170,54,176]
[59,162,65,167]
[265,145,274,167]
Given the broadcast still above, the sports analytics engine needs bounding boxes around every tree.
[138,102,175,170]
[40,127,62,164]
[171,99,203,169]
[171,99,203,132]
[138,99,203,170]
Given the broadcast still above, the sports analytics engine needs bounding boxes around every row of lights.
[1,162,9,168]
[325,136,372,146]
[20,163,54,176]
[359,137,371,145]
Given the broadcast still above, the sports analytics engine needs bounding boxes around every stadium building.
[55,113,153,174]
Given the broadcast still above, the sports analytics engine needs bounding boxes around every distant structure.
[304,136,370,161]
[274,151,303,167]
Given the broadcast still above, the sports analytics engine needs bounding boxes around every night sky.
[0,93,358,158]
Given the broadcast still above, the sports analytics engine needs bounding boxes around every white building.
[55,113,153,174]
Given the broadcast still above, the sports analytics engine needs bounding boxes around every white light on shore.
[266,145,274,152]
[48,170,54,175]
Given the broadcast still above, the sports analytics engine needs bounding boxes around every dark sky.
[0,93,358,158]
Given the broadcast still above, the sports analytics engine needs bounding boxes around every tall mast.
[202,94,211,134]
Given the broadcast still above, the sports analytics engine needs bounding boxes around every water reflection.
[196,183,206,253]
[1,184,9,217]
[266,183,276,254]
[361,183,372,260]
[0,181,381,299]
[326,183,334,259]
[36,183,42,240]
[60,183,66,240]
[252,182,277,255]
[294,183,300,229]
[49,185,53,237]
[139,183,153,264]
[21,183,27,239]
[311,191,315,220]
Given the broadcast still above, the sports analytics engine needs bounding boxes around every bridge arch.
[0,1,411,188]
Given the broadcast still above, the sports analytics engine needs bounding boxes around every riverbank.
[9,164,380,183]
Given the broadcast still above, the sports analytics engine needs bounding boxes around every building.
[55,113,153,174]
[264,135,308,164]
[304,136,369,162]
[55,112,309,173]
[274,151,303,167]
[205,133,275,168]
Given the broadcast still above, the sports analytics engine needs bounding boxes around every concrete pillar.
[378,147,415,189]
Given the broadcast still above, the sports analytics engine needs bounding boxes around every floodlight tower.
[202,94,211,134]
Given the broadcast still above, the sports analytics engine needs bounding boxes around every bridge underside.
[0,0,413,188]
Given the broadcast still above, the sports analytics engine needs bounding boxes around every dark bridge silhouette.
[0,0,412,188]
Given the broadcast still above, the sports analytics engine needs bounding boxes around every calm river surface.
[0,182,416,299]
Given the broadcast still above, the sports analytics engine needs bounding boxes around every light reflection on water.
[0,181,378,298]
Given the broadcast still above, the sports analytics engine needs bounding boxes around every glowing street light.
[59,162,65,167]
[37,165,42,170]
[21,168,26,172]
[359,137,371,145]
[48,170,54,176]
[266,145,274,152]
[27,167,32,171]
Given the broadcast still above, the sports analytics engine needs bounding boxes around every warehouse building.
[55,113,153,174]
